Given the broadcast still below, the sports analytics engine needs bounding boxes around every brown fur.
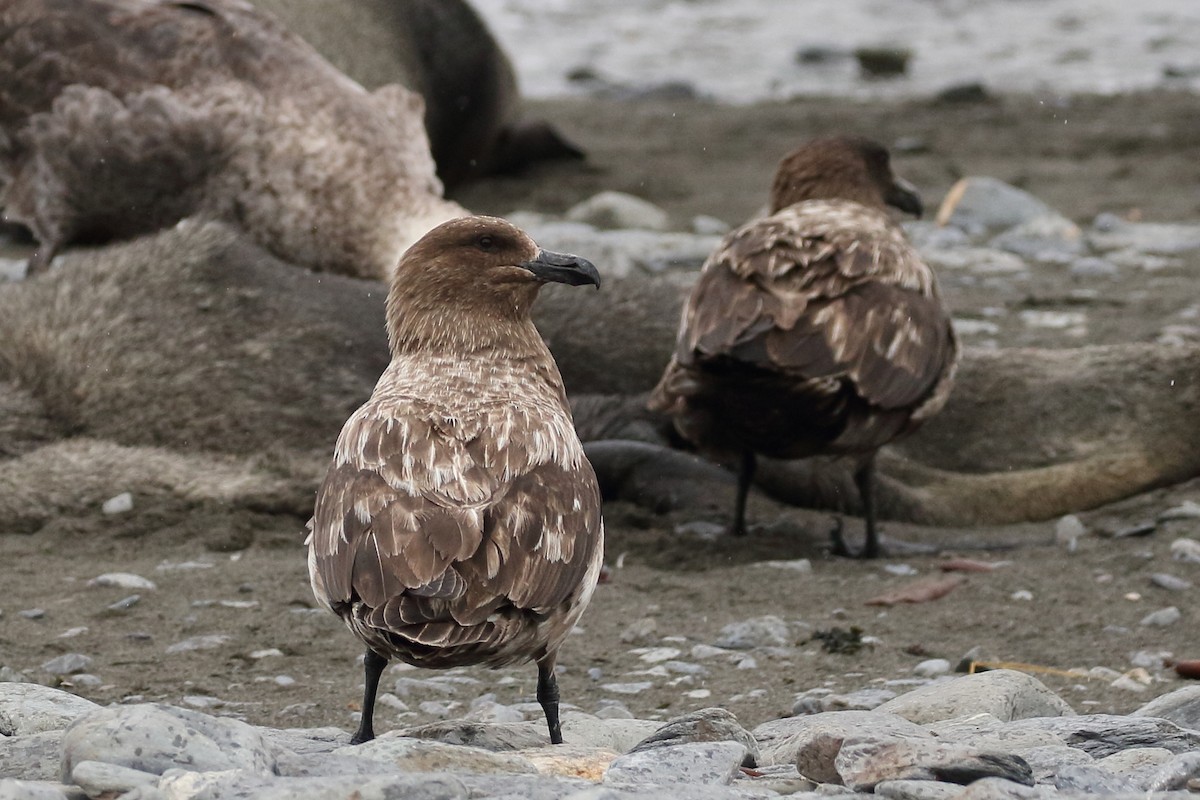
[0,0,465,277]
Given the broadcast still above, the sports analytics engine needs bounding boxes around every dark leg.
[350,648,388,744]
[729,451,756,537]
[25,240,60,278]
[537,658,563,745]
[830,456,881,559]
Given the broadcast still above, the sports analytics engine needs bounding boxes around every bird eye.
[477,235,495,251]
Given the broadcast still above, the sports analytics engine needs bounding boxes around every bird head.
[768,136,923,217]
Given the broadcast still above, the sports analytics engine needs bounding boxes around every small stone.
[1133,685,1200,730]
[87,573,157,591]
[338,735,537,775]
[913,659,952,678]
[418,700,453,716]
[757,559,814,573]
[854,46,912,78]
[713,615,792,650]
[1151,573,1192,592]
[41,654,93,676]
[1010,590,1034,601]
[619,618,657,644]
[691,215,730,236]
[835,738,1034,791]
[1159,501,1200,521]
[68,675,102,688]
[752,709,932,773]
[636,647,681,664]
[690,644,729,660]
[1170,538,1200,563]
[884,564,919,577]
[250,648,284,659]
[19,609,46,620]
[1140,606,1181,627]
[601,682,653,695]
[1111,675,1151,693]
[101,492,134,515]
[565,191,671,232]
[875,669,1075,725]
[181,695,224,709]
[1069,257,1119,278]
[107,595,141,612]
[165,634,231,654]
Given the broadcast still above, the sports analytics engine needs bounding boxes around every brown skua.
[307,216,604,744]
[649,136,958,557]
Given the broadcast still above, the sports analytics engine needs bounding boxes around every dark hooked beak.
[519,249,601,288]
[885,176,924,218]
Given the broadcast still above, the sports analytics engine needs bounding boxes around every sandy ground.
[2,92,1200,739]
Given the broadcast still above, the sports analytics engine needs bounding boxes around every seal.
[249,0,585,188]
[0,0,465,277]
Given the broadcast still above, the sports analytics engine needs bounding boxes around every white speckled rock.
[0,780,72,800]
[713,615,792,650]
[604,741,746,787]
[61,704,280,779]
[875,670,1075,724]
[0,731,65,781]
[0,683,100,736]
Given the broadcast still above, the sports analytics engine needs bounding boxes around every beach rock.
[794,688,897,714]
[165,635,231,654]
[1140,606,1182,626]
[752,710,931,776]
[1088,215,1200,255]
[337,733,537,775]
[713,615,792,650]
[517,221,720,278]
[157,770,470,800]
[399,719,548,751]
[951,776,1050,799]
[0,683,100,736]
[520,743,619,781]
[913,659,952,678]
[1005,714,1200,757]
[1018,744,1095,782]
[924,713,1070,755]
[1145,751,1200,791]
[560,712,661,753]
[0,731,64,781]
[566,191,671,232]
[1051,763,1140,793]
[0,781,72,800]
[874,670,1075,724]
[69,760,158,796]
[1069,257,1119,279]
[61,704,280,778]
[101,492,134,514]
[989,215,1084,261]
[630,708,760,768]
[458,773,593,799]
[922,247,1028,276]
[835,738,1034,791]
[1133,686,1200,730]
[936,177,1057,236]
[604,741,746,787]
[39,654,92,677]
[271,750,403,779]
[1096,746,1175,779]
[87,572,157,591]
[1150,573,1192,591]
[874,778,962,800]
[1171,538,1200,563]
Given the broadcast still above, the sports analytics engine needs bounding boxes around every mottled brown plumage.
[0,0,464,278]
[649,137,958,557]
[307,215,604,744]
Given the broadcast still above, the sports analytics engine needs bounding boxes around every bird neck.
[385,294,545,360]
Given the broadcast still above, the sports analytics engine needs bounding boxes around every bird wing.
[308,398,602,639]
[677,202,957,411]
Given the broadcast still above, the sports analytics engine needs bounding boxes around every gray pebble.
[875,669,1075,724]
[336,735,537,775]
[107,595,141,612]
[618,618,658,644]
[101,492,134,515]
[0,683,101,736]
[87,573,156,591]
[1140,606,1182,627]
[940,177,1058,235]
[1132,685,1200,730]
[1052,763,1139,794]
[18,609,46,620]
[566,191,671,232]
[631,707,760,768]
[713,615,791,650]
[913,659,952,678]
[1150,573,1192,592]
[164,634,230,654]
[1069,256,1119,278]
[0,780,72,800]
[1006,714,1200,757]
[40,654,93,676]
